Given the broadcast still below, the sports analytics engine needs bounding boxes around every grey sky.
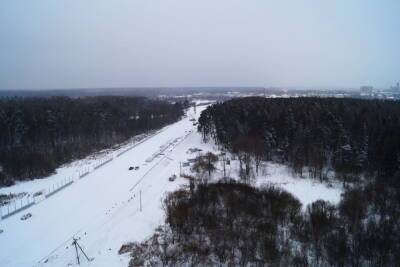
[0,0,399,90]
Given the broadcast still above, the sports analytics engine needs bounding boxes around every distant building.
[389,82,400,92]
[360,86,373,94]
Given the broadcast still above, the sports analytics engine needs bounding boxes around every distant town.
[1,83,400,101]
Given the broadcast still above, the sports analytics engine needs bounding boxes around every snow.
[255,162,343,207]
[0,132,155,199]
[0,104,343,267]
[181,147,343,209]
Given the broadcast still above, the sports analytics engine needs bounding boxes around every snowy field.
[0,132,158,203]
[200,160,343,209]
[0,104,342,267]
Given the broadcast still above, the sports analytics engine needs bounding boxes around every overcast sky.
[0,0,399,90]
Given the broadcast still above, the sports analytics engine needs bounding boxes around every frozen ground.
[0,104,342,267]
[255,162,342,207]
[0,132,157,202]
[181,148,343,209]
[207,160,342,208]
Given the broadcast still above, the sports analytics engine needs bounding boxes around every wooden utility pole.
[73,238,80,265]
[72,238,92,265]
[139,190,142,212]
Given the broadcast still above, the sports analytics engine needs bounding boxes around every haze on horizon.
[0,0,399,90]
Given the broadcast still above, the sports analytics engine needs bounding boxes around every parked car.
[135,166,139,170]
[33,191,43,197]
[168,174,177,182]
[129,166,134,170]
[21,213,32,221]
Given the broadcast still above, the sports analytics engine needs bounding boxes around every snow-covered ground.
[0,132,159,202]
[181,146,343,209]
[0,104,342,267]
[255,162,342,207]
[204,160,342,208]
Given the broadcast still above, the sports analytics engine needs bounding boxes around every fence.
[93,156,113,170]
[116,145,136,157]
[116,131,157,157]
[45,177,74,198]
[0,130,166,221]
[0,177,74,220]
[1,195,35,220]
[78,166,91,179]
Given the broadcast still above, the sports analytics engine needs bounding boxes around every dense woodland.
[0,96,186,185]
[198,97,400,183]
[122,97,400,266]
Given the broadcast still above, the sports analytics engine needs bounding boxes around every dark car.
[169,174,177,182]
[21,213,32,221]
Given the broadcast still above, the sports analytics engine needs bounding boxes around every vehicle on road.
[20,213,32,221]
[168,174,177,182]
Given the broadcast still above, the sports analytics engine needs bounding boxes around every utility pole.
[139,190,142,212]
[73,238,80,265]
[72,238,92,265]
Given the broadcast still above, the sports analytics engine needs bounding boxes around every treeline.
[0,96,186,185]
[198,97,400,183]
[124,179,400,266]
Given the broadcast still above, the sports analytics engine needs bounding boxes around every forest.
[0,96,186,186]
[198,97,400,184]
[121,97,400,266]
[124,178,400,266]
